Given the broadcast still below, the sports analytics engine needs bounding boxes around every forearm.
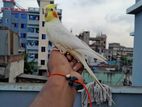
[30,76,76,107]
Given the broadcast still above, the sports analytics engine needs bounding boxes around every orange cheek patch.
[53,11,58,18]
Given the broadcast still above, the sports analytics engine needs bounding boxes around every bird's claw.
[52,47,66,55]
[59,49,66,54]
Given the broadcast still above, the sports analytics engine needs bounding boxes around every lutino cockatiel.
[44,4,107,91]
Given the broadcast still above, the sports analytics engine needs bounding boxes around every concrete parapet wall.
[0,83,142,107]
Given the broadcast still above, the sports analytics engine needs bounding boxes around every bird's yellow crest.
[44,4,58,22]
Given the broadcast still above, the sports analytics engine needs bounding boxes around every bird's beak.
[52,11,58,18]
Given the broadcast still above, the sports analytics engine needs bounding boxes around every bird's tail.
[69,50,104,87]
[69,50,112,103]
[80,56,107,92]
[81,57,114,104]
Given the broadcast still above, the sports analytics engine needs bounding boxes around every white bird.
[44,4,107,91]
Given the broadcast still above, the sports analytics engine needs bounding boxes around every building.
[0,55,24,83]
[26,8,39,62]
[16,74,47,83]
[127,0,142,86]
[1,0,40,62]
[78,31,90,45]
[90,33,107,55]
[107,43,122,60]
[0,26,19,55]
[78,31,107,55]
[1,0,27,49]
[104,42,133,74]
[106,43,133,60]
[77,31,107,66]
[106,43,133,62]
[0,26,24,83]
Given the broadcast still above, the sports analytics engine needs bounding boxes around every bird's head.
[44,4,59,22]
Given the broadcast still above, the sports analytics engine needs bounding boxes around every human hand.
[30,50,84,107]
[48,50,84,80]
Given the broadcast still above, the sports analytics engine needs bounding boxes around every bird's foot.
[52,47,66,54]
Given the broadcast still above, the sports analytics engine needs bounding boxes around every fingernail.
[73,66,77,71]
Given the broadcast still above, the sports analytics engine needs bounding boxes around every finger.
[66,54,73,62]
[65,53,73,62]
[73,62,84,73]
[70,59,77,67]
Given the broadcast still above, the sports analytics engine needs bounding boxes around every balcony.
[26,45,38,51]
[28,7,39,13]
[28,20,39,25]
[127,0,142,14]
[27,32,38,39]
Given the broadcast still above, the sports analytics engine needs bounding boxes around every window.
[21,24,26,29]
[14,13,19,18]
[42,21,45,27]
[35,54,38,58]
[41,60,45,65]
[41,47,46,52]
[27,40,38,46]
[5,18,8,23]
[35,41,38,46]
[29,15,39,20]
[28,27,34,33]
[20,33,26,38]
[29,53,34,59]
[21,43,26,48]
[42,34,46,39]
[13,23,18,28]
[49,41,52,46]
[21,14,27,19]
[36,28,39,33]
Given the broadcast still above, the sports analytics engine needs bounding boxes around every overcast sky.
[0,0,135,47]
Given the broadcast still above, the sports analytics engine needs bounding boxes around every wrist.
[48,73,77,94]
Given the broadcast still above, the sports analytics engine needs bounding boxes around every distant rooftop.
[28,7,39,13]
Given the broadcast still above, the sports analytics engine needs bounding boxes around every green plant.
[24,54,38,74]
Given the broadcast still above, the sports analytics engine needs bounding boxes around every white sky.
[0,0,135,47]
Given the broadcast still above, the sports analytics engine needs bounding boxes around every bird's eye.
[50,8,53,11]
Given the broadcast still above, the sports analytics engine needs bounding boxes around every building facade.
[90,33,107,55]
[78,31,90,45]
[2,0,27,49]
[1,0,40,62]
[105,43,133,63]
[127,0,142,86]
[78,31,107,55]
[26,8,39,62]
[0,26,24,83]
[0,26,19,55]
[0,55,24,83]
[77,31,107,66]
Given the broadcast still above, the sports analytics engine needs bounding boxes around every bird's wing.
[45,20,87,49]
[45,20,106,62]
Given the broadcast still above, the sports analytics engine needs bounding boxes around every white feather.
[45,19,106,62]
